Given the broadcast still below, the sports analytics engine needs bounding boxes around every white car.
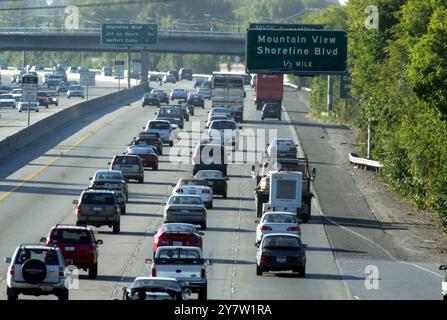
[67,85,85,99]
[18,101,39,112]
[197,86,211,99]
[255,212,301,245]
[209,107,232,118]
[205,114,228,129]
[5,244,69,300]
[440,265,447,300]
[0,94,16,108]
[207,119,240,147]
[11,88,22,102]
[144,119,175,146]
[267,138,297,159]
[122,277,188,300]
[172,178,213,209]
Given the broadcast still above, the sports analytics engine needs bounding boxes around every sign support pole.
[127,47,131,89]
[86,84,89,101]
[27,98,30,127]
[327,75,333,112]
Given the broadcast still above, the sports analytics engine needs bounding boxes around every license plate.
[40,286,53,291]
[189,190,197,194]
[277,257,286,263]
[65,247,75,252]
[181,209,189,214]
[93,207,103,212]
[173,241,183,246]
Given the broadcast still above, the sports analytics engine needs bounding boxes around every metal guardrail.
[349,153,382,169]
[0,27,245,39]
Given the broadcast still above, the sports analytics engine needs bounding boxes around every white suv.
[5,244,70,300]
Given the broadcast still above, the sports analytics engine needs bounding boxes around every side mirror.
[206,259,213,266]
[311,168,317,181]
[440,265,447,270]
[254,243,259,248]
[88,177,92,181]
[239,127,243,130]
[145,258,152,265]
[121,286,128,292]
[107,162,111,165]
[254,220,259,224]
[96,239,103,245]
[199,232,205,236]
[161,201,166,206]
[4,257,11,264]
[226,177,229,180]
[303,244,308,248]
[72,199,78,205]
[40,237,46,243]
[266,143,270,147]
[142,126,145,130]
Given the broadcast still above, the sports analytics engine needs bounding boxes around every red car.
[153,223,203,255]
[41,225,103,278]
[127,146,158,170]
[37,91,49,108]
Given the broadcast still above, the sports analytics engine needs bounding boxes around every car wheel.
[58,289,69,301]
[56,103,58,107]
[138,177,144,184]
[153,166,158,171]
[198,286,207,300]
[112,221,120,234]
[223,191,227,199]
[36,109,39,112]
[169,141,174,147]
[76,221,84,227]
[209,201,213,209]
[261,117,264,120]
[67,96,70,99]
[121,207,126,215]
[88,263,98,279]
[256,266,263,276]
[7,287,18,301]
[18,110,22,112]
[142,104,145,107]
[298,266,306,278]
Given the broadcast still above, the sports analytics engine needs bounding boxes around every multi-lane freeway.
[0,80,444,300]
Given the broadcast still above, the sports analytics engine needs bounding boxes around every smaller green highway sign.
[249,23,324,30]
[340,72,352,99]
[101,24,158,46]
[246,29,348,75]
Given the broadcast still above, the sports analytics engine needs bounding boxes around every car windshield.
[263,214,297,224]
[132,279,180,291]
[114,156,139,165]
[15,248,59,265]
[178,179,209,187]
[274,139,294,147]
[157,249,200,260]
[95,172,122,180]
[50,229,92,244]
[168,196,203,205]
[81,193,115,205]
[196,171,224,179]
[262,236,301,249]
[210,121,236,130]
[149,121,170,129]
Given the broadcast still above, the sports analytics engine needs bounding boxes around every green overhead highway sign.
[101,24,158,46]
[246,29,348,75]
[249,23,325,30]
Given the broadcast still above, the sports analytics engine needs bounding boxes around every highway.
[0,69,140,141]
[0,81,349,300]
[0,80,443,300]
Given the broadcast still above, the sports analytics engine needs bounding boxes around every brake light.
[201,268,206,279]
[155,139,161,144]
[289,256,304,263]
[151,267,157,277]
[175,188,183,193]
[260,225,272,231]
[76,205,81,215]
[59,267,65,277]
[287,226,300,232]
[8,266,15,276]
[260,255,267,264]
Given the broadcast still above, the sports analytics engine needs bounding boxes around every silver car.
[163,195,207,230]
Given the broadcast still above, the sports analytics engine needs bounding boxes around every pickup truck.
[146,246,207,300]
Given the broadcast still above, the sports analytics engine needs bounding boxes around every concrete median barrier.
[0,83,149,162]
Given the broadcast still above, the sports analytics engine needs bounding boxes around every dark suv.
[261,102,282,121]
[179,68,193,81]
[192,143,228,176]
[42,225,103,279]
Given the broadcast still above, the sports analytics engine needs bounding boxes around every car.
[142,93,161,107]
[170,88,188,101]
[0,94,16,108]
[179,68,193,81]
[5,244,69,300]
[201,80,212,89]
[192,143,228,176]
[208,119,240,147]
[151,89,169,104]
[178,103,190,121]
[440,265,447,300]
[101,66,113,76]
[130,133,164,155]
[56,82,69,93]
[172,178,213,209]
[209,106,232,118]
[37,91,50,108]
[256,233,306,277]
[198,136,223,146]
[147,246,207,300]
[163,195,208,229]
[66,66,79,74]
[154,118,180,141]
[153,223,203,255]
[149,73,161,82]
[196,86,211,99]
[73,189,121,233]
[255,212,301,245]
[89,169,129,201]
[167,70,179,81]
[109,154,145,183]
[126,145,159,170]
[45,90,59,106]
[194,78,205,88]
[267,138,297,159]
[122,277,187,300]
[156,106,184,129]
[261,102,282,120]
[43,74,63,88]
[67,85,85,99]
[41,225,103,279]
[205,114,228,129]
[187,93,205,109]
[163,74,176,84]
[87,180,127,215]
[180,102,194,116]
[143,120,175,146]
[195,170,229,198]
[18,101,39,112]
[11,88,22,102]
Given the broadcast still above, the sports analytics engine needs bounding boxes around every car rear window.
[197,171,224,179]
[114,156,139,165]
[168,196,203,205]
[15,248,59,265]
[81,193,116,205]
[179,179,209,187]
[275,139,294,147]
[263,214,297,224]
[149,121,170,129]
[163,224,196,233]
[210,121,236,130]
[157,249,201,260]
[262,236,301,249]
[50,229,92,244]
[95,172,122,180]
[92,181,121,190]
